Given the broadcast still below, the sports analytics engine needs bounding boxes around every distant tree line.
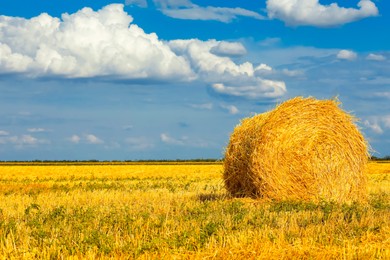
[0,159,222,164]
[370,156,390,161]
[1,156,390,163]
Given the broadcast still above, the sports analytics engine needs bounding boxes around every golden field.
[0,161,389,259]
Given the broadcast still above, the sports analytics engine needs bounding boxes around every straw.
[223,97,368,203]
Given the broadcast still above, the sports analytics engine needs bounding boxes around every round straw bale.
[223,97,368,203]
[224,114,270,197]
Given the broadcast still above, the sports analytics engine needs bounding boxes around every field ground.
[0,162,389,259]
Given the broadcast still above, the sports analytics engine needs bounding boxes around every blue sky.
[0,0,389,160]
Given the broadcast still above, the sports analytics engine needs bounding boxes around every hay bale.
[223,97,368,203]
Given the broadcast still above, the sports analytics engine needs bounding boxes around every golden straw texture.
[224,97,369,203]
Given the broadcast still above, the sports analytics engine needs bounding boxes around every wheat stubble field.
[0,161,389,259]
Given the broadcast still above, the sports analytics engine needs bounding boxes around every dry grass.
[224,97,369,203]
[0,162,388,259]
[223,113,270,197]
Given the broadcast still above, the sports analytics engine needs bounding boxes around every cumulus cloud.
[27,128,48,133]
[169,39,286,99]
[255,63,273,72]
[0,4,194,81]
[123,125,134,131]
[68,134,103,144]
[210,42,247,57]
[220,104,239,115]
[337,50,358,61]
[69,135,81,144]
[169,39,254,78]
[160,133,185,145]
[372,92,390,99]
[0,130,9,136]
[0,134,49,147]
[0,4,286,101]
[125,137,154,150]
[363,116,390,135]
[266,0,379,27]
[0,131,11,144]
[254,64,304,78]
[364,120,384,134]
[0,43,33,73]
[211,80,286,99]
[254,63,273,76]
[160,133,209,147]
[383,116,390,129]
[366,53,386,61]
[281,68,304,77]
[16,135,39,145]
[85,134,104,144]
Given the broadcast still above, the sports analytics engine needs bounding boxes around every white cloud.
[169,39,286,99]
[0,43,33,73]
[19,135,39,145]
[0,4,194,80]
[246,44,339,67]
[68,134,103,144]
[255,63,273,72]
[125,0,148,7]
[366,53,386,61]
[364,120,384,134]
[337,50,358,61]
[266,0,379,27]
[362,77,390,86]
[254,63,273,76]
[85,134,104,144]
[383,116,390,129]
[258,37,281,47]
[162,6,264,23]
[281,68,304,77]
[211,80,286,99]
[18,111,32,116]
[0,4,286,101]
[169,39,254,77]
[220,104,239,115]
[125,137,154,150]
[160,133,210,147]
[363,115,390,135]
[154,0,193,8]
[373,92,390,99]
[27,128,48,133]
[155,0,265,23]
[254,64,304,78]
[104,142,121,150]
[123,125,134,131]
[1,134,49,147]
[69,135,81,144]
[190,103,213,110]
[210,42,247,57]
[160,133,185,145]
[0,130,9,136]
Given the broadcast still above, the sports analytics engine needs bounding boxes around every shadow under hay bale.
[223,97,369,203]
